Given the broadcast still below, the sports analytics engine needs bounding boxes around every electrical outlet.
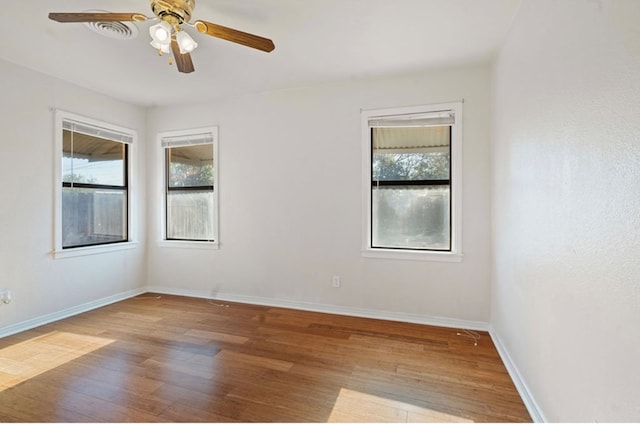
[0,289,11,305]
[332,275,341,288]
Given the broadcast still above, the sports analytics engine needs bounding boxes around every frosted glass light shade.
[176,30,198,54]
[149,21,171,43]
[150,40,170,53]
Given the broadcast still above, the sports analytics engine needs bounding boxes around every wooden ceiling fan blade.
[48,12,147,23]
[171,40,195,74]
[194,20,275,53]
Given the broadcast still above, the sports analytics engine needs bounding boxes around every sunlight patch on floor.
[327,387,473,423]
[0,331,114,391]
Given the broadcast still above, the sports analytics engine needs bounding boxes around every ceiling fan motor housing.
[150,0,195,25]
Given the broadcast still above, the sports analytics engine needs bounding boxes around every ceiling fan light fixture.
[149,21,171,43]
[176,30,198,54]
[150,39,170,54]
[48,1,275,74]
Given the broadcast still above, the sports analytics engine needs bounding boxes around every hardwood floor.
[0,294,531,422]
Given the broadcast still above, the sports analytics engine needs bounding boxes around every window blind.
[368,110,454,128]
[63,119,133,144]
[161,132,214,148]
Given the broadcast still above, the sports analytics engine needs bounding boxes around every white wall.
[147,64,493,325]
[0,59,147,333]
[492,0,640,421]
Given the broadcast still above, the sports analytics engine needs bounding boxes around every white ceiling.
[0,0,520,107]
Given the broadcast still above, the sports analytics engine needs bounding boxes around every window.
[54,111,135,254]
[160,128,218,245]
[362,102,462,261]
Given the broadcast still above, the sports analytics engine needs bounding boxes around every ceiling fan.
[48,0,275,74]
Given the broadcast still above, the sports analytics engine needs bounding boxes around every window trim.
[157,126,219,250]
[361,102,463,262]
[53,110,138,259]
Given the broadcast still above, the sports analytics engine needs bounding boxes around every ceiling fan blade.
[48,12,147,23]
[194,20,275,53]
[171,40,195,74]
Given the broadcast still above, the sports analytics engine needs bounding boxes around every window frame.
[361,102,463,262]
[53,110,138,258]
[157,126,219,249]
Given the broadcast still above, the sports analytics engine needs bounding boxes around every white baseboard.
[0,287,146,339]
[490,326,547,422]
[148,285,490,331]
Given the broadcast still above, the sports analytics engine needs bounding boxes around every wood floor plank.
[215,349,294,372]
[184,328,250,344]
[0,293,531,422]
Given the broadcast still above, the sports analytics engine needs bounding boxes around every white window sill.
[157,240,219,250]
[53,241,139,259]
[362,248,463,262]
